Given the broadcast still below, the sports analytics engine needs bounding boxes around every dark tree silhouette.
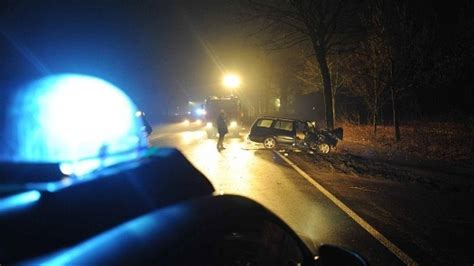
[239,0,362,129]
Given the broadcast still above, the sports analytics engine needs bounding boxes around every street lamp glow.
[222,73,241,89]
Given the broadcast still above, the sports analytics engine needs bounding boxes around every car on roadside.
[248,116,343,153]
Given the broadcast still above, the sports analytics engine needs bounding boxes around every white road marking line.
[275,151,418,266]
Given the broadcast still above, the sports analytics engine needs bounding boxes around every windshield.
[1,1,473,265]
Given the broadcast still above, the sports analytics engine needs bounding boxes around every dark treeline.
[240,0,474,140]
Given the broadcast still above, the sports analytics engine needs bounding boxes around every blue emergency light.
[1,74,147,176]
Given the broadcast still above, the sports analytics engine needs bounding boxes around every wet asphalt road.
[149,122,404,265]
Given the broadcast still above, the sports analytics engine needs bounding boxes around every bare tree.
[345,33,389,135]
[366,0,437,141]
[238,0,362,129]
[295,51,348,124]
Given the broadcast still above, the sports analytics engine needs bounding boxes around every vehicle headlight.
[206,122,212,128]
[230,121,237,128]
[196,108,206,116]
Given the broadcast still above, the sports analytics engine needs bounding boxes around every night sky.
[1,1,470,117]
[0,0,253,116]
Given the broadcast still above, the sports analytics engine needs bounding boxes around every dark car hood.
[0,148,214,262]
[24,194,314,265]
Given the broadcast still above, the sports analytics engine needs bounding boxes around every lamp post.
[222,73,241,96]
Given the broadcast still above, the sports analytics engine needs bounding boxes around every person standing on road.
[216,109,228,151]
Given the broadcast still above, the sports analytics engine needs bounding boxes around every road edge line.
[275,151,418,266]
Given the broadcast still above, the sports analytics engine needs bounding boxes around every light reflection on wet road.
[150,122,402,265]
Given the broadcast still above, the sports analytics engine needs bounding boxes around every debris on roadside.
[296,151,474,193]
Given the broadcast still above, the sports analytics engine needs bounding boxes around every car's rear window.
[274,120,293,131]
[256,119,273,128]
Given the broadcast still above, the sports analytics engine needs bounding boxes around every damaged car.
[248,116,343,154]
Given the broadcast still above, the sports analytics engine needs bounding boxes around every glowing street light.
[222,73,241,90]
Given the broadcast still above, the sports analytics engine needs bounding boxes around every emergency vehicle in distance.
[183,101,205,124]
[204,96,242,138]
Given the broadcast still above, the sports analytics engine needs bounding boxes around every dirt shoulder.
[335,141,474,192]
[327,122,474,191]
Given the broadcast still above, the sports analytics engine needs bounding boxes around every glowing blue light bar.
[3,74,146,176]
[0,190,41,214]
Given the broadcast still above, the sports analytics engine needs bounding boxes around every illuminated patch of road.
[183,137,256,195]
[151,128,412,262]
[179,130,206,145]
[176,136,336,250]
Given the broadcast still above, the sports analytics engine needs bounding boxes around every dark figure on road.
[216,109,228,151]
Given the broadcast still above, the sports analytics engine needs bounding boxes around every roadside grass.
[337,121,474,163]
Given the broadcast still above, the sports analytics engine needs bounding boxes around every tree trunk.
[391,87,401,141]
[373,110,377,135]
[332,91,336,127]
[331,71,338,127]
[315,48,334,130]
